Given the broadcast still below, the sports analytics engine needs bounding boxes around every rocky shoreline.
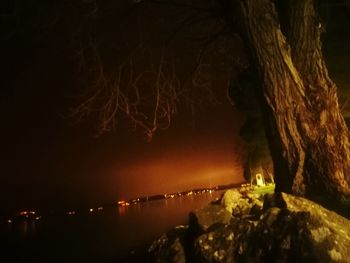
[149,187,350,262]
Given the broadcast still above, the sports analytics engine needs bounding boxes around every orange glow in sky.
[112,140,245,200]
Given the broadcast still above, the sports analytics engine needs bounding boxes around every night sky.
[0,1,246,214]
[2,1,349,215]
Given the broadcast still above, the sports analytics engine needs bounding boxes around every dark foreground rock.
[149,225,188,263]
[150,189,350,263]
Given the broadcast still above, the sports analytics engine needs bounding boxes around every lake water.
[0,191,223,263]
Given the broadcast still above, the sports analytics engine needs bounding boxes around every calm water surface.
[0,192,223,263]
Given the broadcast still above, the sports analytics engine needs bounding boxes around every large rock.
[189,203,232,233]
[195,192,350,263]
[151,190,350,263]
[189,188,263,236]
[221,188,263,216]
[149,225,187,263]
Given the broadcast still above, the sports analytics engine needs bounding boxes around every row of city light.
[66,206,104,216]
[117,188,217,207]
[7,210,42,224]
[6,207,104,223]
[89,207,104,213]
[5,187,220,224]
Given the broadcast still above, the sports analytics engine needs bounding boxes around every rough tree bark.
[288,0,350,200]
[238,0,350,203]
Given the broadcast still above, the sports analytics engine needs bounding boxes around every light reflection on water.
[1,191,223,262]
[20,221,35,237]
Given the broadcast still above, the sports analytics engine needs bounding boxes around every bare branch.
[72,40,182,139]
[71,0,242,139]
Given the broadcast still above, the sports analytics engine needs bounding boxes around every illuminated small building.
[255,173,265,187]
[247,162,274,188]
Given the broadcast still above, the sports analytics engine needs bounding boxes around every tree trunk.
[238,0,350,203]
[288,0,350,200]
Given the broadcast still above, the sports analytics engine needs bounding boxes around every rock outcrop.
[220,187,263,216]
[149,225,187,263]
[150,189,350,262]
[189,202,232,233]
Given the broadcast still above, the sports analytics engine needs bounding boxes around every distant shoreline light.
[4,182,245,224]
[116,182,243,207]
